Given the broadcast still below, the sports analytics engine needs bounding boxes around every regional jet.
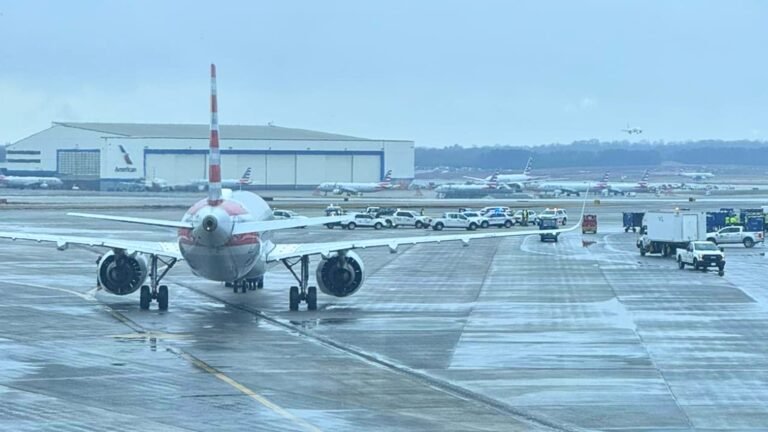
[527,172,609,196]
[0,65,584,312]
[0,174,63,189]
[463,157,540,190]
[316,170,396,196]
[679,170,714,180]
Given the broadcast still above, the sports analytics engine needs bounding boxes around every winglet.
[208,63,223,206]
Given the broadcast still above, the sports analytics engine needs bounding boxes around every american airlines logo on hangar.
[115,144,137,173]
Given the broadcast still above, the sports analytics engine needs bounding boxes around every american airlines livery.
[316,170,395,196]
[0,65,584,311]
[0,174,64,189]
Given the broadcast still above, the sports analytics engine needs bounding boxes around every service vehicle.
[480,206,510,216]
[363,206,381,215]
[676,241,725,276]
[432,212,480,231]
[539,217,560,242]
[272,209,309,228]
[705,226,764,248]
[512,209,539,226]
[390,210,432,228]
[461,211,490,228]
[539,208,568,225]
[340,213,387,230]
[637,210,707,257]
[374,208,399,227]
[486,212,515,228]
[622,212,645,232]
[582,214,597,234]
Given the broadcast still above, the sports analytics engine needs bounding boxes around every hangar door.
[351,155,380,182]
[145,153,206,184]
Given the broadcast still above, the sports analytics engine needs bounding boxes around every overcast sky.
[1,1,766,147]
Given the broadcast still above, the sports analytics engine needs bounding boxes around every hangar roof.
[53,122,372,141]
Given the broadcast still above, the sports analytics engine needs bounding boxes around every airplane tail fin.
[488,171,499,188]
[208,64,223,205]
[523,157,533,175]
[640,169,649,182]
[382,169,392,182]
[240,167,252,184]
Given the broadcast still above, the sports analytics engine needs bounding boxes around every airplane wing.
[0,231,183,259]
[339,186,359,194]
[266,199,587,262]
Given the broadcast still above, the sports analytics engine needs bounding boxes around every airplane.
[463,157,540,190]
[0,64,589,312]
[0,174,64,189]
[621,124,642,135]
[434,173,504,198]
[679,170,714,180]
[605,170,654,195]
[316,170,396,196]
[526,172,610,196]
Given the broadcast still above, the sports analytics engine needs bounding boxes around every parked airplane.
[316,170,396,196]
[0,65,587,312]
[679,170,714,180]
[0,174,64,189]
[463,157,540,190]
[434,173,503,198]
[621,124,643,135]
[527,172,609,196]
[606,170,653,195]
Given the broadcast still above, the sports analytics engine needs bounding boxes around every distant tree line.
[415,140,768,169]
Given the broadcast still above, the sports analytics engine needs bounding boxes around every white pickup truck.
[676,241,726,276]
[390,210,432,229]
[705,226,764,248]
[432,212,480,231]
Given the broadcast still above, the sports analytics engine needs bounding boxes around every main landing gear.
[281,255,317,311]
[139,255,177,311]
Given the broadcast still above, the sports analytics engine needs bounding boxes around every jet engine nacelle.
[332,188,343,195]
[97,251,149,295]
[315,251,365,297]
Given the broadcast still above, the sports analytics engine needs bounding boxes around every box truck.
[637,210,707,257]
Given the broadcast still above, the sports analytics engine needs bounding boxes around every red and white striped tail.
[208,64,222,205]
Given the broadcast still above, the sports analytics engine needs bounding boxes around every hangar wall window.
[58,150,100,177]
[7,159,41,163]
[7,150,42,155]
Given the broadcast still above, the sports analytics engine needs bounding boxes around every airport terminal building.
[4,122,414,190]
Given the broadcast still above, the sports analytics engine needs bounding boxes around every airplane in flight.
[679,170,714,180]
[527,172,609,196]
[463,157,540,190]
[316,170,396,196]
[0,174,64,189]
[621,124,643,135]
[0,65,589,312]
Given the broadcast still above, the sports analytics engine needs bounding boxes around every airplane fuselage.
[178,191,273,282]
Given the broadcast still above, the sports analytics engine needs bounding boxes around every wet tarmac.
[1,196,767,431]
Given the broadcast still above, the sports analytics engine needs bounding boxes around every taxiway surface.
[1,198,767,431]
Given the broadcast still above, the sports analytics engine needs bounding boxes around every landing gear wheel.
[241,282,248,293]
[307,286,318,311]
[139,285,151,310]
[157,285,169,311]
[289,286,300,311]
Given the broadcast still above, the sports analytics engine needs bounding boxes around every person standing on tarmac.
[522,208,529,225]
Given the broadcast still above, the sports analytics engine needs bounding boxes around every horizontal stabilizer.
[68,213,193,229]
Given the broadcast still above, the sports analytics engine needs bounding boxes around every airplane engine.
[315,251,365,297]
[97,251,149,295]
[332,188,343,195]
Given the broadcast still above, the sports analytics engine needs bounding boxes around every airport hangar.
[4,122,414,190]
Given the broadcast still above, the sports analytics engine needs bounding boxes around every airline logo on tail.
[523,157,533,176]
[596,172,610,188]
[239,167,252,185]
[487,171,499,189]
[378,170,393,188]
[638,169,650,187]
